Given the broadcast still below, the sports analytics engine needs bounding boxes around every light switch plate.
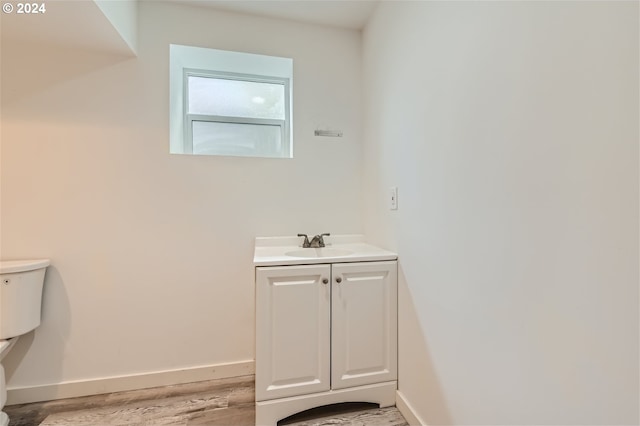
[390,187,398,210]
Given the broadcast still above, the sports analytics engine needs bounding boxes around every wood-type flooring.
[5,375,408,426]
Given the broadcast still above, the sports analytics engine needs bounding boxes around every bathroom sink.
[254,235,397,266]
[285,248,354,258]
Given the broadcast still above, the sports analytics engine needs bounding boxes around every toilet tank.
[0,259,50,340]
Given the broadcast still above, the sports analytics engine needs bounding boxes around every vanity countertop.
[253,234,397,266]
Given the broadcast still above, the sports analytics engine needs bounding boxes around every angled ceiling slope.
[0,0,137,56]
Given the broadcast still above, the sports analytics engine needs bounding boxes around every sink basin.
[285,248,354,258]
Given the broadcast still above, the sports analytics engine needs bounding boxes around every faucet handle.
[297,233,310,248]
[316,233,330,247]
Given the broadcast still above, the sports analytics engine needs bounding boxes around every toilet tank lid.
[0,259,50,274]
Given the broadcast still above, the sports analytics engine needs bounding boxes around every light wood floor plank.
[5,376,407,426]
[186,405,255,425]
[280,403,408,426]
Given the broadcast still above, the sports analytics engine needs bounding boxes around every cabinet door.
[331,261,397,390]
[255,265,331,401]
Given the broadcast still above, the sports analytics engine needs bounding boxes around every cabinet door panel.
[256,265,331,401]
[331,261,397,390]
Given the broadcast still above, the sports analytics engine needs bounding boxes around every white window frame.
[169,44,293,157]
[183,69,291,156]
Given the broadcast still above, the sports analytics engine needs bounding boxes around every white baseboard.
[7,360,254,405]
[396,390,427,426]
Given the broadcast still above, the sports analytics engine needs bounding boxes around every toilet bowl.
[0,259,49,426]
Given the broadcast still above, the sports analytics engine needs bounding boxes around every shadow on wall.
[4,265,71,397]
[1,39,133,111]
[398,265,453,425]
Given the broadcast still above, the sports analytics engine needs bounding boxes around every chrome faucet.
[297,234,311,248]
[298,233,330,248]
[310,233,330,248]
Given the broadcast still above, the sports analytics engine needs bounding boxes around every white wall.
[1,1,362,396]
[363,1,638,424]
[95,0,138,54]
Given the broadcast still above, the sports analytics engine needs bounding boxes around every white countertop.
[253,234,397,266]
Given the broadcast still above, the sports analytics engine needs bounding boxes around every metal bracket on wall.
[314,129,343,137]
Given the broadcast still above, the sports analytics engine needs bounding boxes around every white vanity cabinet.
[254,255,397,426]
[255,264,331,401]
[330,261,398,390]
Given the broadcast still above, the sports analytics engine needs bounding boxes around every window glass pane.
[192,121,284,157]
[188,76,285,120]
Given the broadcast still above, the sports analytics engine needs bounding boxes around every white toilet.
[0,259,49,426]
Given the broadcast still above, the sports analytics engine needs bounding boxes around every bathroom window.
[170,45,293,158]
[185,70,290,157]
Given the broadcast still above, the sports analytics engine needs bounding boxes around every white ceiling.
[174,0,379,30]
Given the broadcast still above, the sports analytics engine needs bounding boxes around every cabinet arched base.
[255,381,397,426]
